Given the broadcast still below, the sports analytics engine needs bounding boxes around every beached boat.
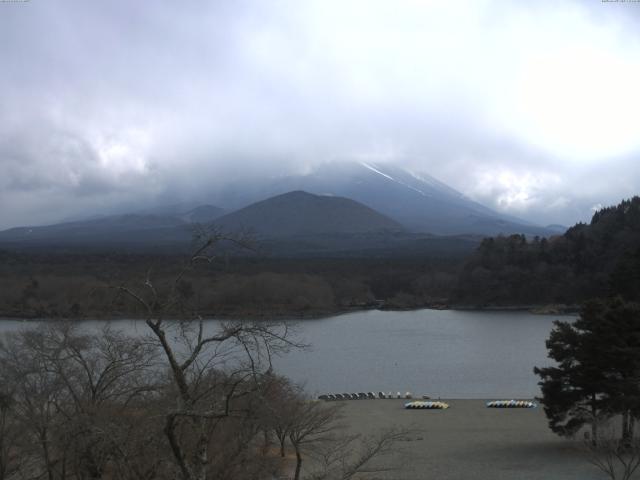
[404,401,449,409]
[486,400,536,408]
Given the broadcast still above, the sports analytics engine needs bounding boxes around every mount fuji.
[208,161,554,237]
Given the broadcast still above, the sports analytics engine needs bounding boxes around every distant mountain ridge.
[1,161,556,238]
[0,161,561,255]
[0,191,406,251]
[0,214,193,246]
[0,190,483,256]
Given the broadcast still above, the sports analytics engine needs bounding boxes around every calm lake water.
[0,309,570,399]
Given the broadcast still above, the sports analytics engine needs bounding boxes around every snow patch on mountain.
[360,162,394,181]
[361,162,432,198]
[406,169,466,200]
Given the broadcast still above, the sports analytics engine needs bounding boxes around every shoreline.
[0,303,580,322]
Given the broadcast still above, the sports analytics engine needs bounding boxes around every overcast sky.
[1,0,640,229]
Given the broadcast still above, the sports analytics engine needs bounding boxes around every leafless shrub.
[307,428,412,480]
[584,420,640,480]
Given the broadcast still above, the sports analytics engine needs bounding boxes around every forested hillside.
[456,197,640,305]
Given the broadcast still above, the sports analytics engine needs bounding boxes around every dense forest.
[1,197,639,319]
[0,253,461,319]
[456,197,640,306]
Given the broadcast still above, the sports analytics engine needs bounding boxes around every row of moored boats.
[404,399,537,409]
[318,391,425,401]
[405,401,449,409]
[318,393,537,410]
[486,400,537,408]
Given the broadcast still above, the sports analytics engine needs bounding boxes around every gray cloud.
[1,0,640,229]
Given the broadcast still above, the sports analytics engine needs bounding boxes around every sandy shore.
[335,399,602,480]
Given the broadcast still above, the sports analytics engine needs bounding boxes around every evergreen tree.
[534,299,640,443]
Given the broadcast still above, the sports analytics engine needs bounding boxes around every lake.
[273,309,566,398]
[0,309,569,398]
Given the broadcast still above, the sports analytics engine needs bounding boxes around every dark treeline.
[2,196,640,319]
[456,197,640,306]
[0,253,462,319]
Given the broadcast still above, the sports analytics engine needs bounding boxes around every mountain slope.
[208,161,553,236]
[0,214,193,246]
[0,192,414,254]
[181,205,226,223]
[213,190,403,237]
[0,191,480,258]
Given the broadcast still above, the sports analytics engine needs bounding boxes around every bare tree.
[0,391,23,480]
[115,231,302,480]
[287,399,345,480]
[0,229,409,480]
[0,329,67,480]
[285,396,412,480]
[52,324,160,480]
[257,372,301,458]
[0,323,161,480]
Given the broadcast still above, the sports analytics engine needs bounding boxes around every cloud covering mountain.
[1,0,639,229]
